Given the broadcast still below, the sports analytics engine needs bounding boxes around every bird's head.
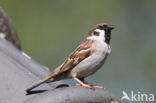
[87,23,114,44]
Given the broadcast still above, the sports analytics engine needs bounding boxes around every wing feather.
[54,40,95,75]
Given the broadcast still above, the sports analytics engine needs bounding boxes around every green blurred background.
[0,0,155,98]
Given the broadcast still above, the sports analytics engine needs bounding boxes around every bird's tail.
[26,75,54,94]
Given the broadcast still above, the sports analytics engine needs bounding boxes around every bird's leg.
[73,77,93,88]
[74,77,104,89]
[75,77,85,86]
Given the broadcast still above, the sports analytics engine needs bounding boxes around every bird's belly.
[69,51,109,78]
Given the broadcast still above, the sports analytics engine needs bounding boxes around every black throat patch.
[105,30,111,44]
[98,25,112,44]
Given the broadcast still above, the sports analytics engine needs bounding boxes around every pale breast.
[70,41,110,78]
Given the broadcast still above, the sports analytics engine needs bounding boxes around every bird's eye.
[93,31,99,36]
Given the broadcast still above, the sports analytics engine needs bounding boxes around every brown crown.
[88,23,109,36]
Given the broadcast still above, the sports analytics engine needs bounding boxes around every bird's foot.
[93,85,104,89]
[75,83,93,89]
[73,77,103,89]
[75,83,104,89]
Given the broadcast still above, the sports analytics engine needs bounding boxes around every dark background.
[0,0,155,98]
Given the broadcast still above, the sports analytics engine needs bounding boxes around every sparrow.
[26,23,114,93]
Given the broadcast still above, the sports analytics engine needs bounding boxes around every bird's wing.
[52,40,96,76]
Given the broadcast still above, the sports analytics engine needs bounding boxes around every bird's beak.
[107,25,114,30]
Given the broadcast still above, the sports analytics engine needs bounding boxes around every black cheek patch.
[93,31,99,36]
